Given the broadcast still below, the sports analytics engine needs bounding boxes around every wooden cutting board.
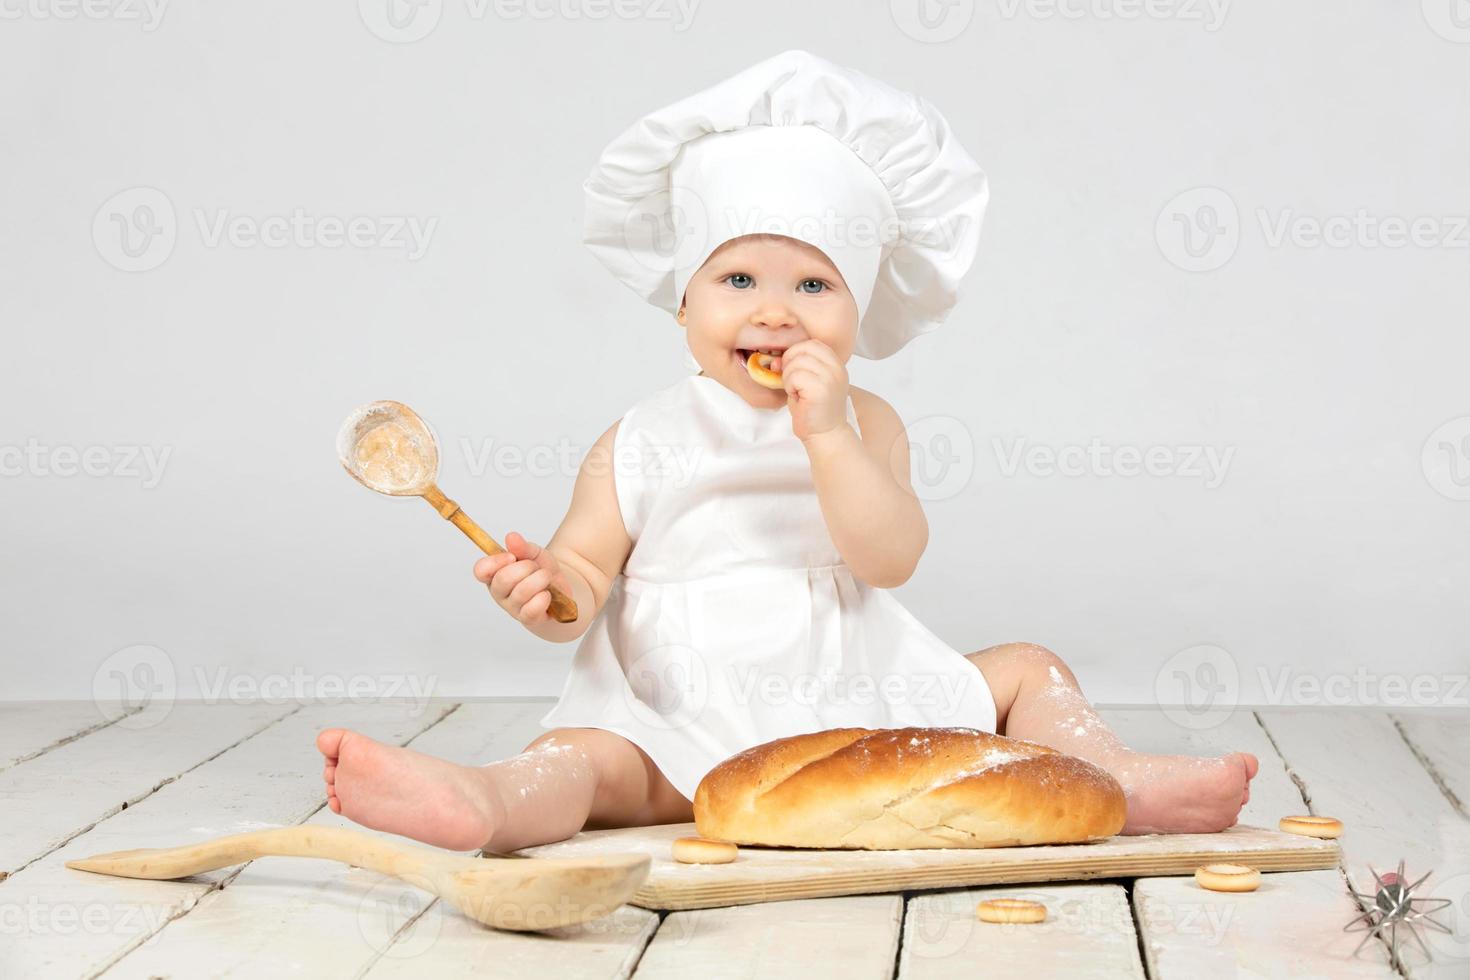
[511,821,1341,911]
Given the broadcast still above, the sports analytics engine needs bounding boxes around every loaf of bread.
[692,726,1127,849]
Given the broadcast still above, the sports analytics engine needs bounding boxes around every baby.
[318,51,1258,854]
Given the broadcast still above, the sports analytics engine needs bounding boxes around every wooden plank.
[633,894,902,980]
[1391,711,1470,817]
[0,702,295,875]
[1256,708,1470,979]
[1135,870,1399,979]
[513,820,1337,911]
[360,888,657,980]
[0,701,453,978]
[0,701,138,772]
[108,702,659,980]
[900,882,1142,979]
[1101,708,1397,978]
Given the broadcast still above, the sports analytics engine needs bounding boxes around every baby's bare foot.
[316,728,505,851]
[1107,750,1259,834]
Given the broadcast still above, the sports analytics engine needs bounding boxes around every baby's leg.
[965,642,1260,835]
[317,726,693,852]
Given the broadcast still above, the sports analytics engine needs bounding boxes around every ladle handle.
[420,486,580,624]
[66,826,452,881]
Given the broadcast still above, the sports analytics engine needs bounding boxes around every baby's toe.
[317,727,348,761]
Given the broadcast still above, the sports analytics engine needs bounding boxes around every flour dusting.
[945,747,1031,780]
[336,400,437,494]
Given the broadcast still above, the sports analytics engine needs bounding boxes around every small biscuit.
[1194,863,1261,892]
[745,351,785,389]
[671,836,738,864]
[1278,814,1343,839]
[976,898,1047,923]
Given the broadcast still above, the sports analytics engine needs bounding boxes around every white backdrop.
[2,2,1467,712]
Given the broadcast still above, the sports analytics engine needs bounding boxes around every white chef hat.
[581,49,989,360]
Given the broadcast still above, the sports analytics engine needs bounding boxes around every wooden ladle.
[336,400,578,623]
[66,825,647,931]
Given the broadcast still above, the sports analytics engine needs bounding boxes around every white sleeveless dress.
[538,373,997,801]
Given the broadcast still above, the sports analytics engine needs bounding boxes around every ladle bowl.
[337,400,579,623]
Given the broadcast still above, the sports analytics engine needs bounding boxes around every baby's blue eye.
[726,274,753,289]
[799,279,827,294]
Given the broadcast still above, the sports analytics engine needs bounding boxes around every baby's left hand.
[779,339,850,444]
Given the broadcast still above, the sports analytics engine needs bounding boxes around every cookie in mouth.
[737,348,785,388]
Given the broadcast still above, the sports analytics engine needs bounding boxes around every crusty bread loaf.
[692,727,1126,849]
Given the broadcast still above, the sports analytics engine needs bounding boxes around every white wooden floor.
[1,700,1466,979]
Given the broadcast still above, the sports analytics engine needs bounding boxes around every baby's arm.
[805,386,928,588]
[516,419,634,643]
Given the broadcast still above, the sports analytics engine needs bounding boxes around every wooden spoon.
[66,825,646,931]
[336,400,578,623]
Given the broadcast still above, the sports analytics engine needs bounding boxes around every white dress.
[538,373,998,801]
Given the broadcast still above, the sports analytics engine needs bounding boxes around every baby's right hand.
[474,531,572,627]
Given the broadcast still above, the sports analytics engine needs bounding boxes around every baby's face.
[680,234,859,406]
